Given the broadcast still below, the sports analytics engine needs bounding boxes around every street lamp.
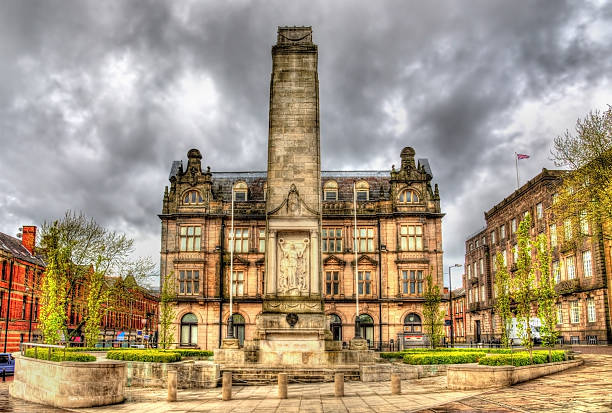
[448,264,462,347]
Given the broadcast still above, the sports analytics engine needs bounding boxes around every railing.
[20,342,66,359]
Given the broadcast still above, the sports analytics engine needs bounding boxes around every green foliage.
[166,349,213,358]
[551,106,612,240]
[106,350,181,363]
[494,252,512,348]
[24,348,96,362]
[513,214,535,359]
[159,272,177,350]
[64,347,113,352]
[422,271,444,349]
[403,351,485,365]
[536,234,559,349]
[478,350,568,366]
[380,352,405,359]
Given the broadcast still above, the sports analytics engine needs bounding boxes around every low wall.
[361,363,447,382]
[9,354,125,408]
[125,360,218,389]
[447,359,583,390]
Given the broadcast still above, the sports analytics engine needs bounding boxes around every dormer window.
[398,189,419,203]
[183,190,204,205]
[233,182,248,201]
[324,180,338,201]
[355,180,369,201]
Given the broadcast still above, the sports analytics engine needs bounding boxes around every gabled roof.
[0,231,45,267]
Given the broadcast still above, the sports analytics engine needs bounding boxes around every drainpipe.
[3,260,14,352]
[377,218,383,351]
[218,216,226,347]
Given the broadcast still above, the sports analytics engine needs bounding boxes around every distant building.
[464,169,612,345]
[0,226,44,352]
[444,287,466,344]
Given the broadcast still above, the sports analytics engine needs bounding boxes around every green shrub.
[380,352,405,359]
[401,348,513,355]
[106,350,182,363]
[165,349,213,358]
[403,351,485,365]
[24,348,96,362]
[478,350,568,366]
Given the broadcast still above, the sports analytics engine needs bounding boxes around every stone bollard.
[391,373,401,395]
[222,372,232,401]
[334,372,344,397]
[278,373,288,399]
[167,370,177,402]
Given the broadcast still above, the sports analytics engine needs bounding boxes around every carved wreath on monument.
[278,237,309,295]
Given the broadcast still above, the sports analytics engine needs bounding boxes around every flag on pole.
[516,153,530,159]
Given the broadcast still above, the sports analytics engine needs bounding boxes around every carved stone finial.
[400,147,416,170]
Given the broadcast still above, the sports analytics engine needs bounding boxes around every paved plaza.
[1,353,611,412]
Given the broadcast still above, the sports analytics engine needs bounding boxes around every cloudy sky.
[1,0,611,288]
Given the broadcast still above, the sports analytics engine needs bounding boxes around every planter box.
[361,363,447,382]
[447,359,583,390]
[126,359,219,389]
[9,354,126,408]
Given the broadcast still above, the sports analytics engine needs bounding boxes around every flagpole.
[515,152,520,189]
[227,185,235,339]
[353,182,361,339]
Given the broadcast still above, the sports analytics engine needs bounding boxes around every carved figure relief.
[278,237,309,295]
[287,189,301,216]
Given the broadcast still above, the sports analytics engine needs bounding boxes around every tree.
[39,211,153,345]
[536,233,559,361]
[494,252,512,348]
[159,271,177,350]
[422,271,444,349]
[551,106,612,239]
[513,213,536,362]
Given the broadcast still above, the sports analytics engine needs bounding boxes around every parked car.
[0,353,15,376]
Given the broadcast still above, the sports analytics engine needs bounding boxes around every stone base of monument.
[220,338,240,349]
[349,338,369,351]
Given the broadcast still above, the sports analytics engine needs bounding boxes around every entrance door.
[475,320,481,343]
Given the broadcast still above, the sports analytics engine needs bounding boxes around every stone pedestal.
[349,338,369,350]
[221,338,240,349]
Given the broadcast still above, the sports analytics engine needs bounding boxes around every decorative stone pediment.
[268,184,318,218]
[323,255,346,267]
[350,254,378,267]
[224,255,250,267]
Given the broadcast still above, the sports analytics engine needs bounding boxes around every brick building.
[0,226,44,352]
[160,147,444,350]
[444,287,466,344]
[464,168,612,344]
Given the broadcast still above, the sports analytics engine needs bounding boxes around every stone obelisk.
[255,27,330,364]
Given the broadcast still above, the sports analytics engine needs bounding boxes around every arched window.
[324,180,338,201]
[355,180,369,201]
[398,189,419,203]
[180,313,198,346]
[233,182,248,201]
[404,313,422,333]
[231,313,245,346]
[183,190,204,205]
[329,314,342,341]
[358,314,374,346]
[263,182,268,201]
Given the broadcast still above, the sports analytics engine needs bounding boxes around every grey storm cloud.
[1,0,611,286]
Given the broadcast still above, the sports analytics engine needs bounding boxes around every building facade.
[159,147,444,350]
[464,168,612,344]
[444,287,466,344]
[0,226,44,352]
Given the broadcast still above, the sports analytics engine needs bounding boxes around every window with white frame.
[536,203,543,219]
[355,180,369,201]
[491,230,496,244]
[475,239,479,248]
[566,256,576,279]
[564,219,573,241]
[570,300,580,323]
[482,236,486,245]
[467,264,472,278]
[399,189,419,203]
[233,182,248,201]
[500,225,506,239]
[513,245,518,264]
[322,228,343,253]
[553,260,560,283]
[230,228,249,253]
[402,270,423,295]
[324,180,338,201]
[580,210,589,234]
[180,226,201,252]
[511,218,517,234]
[232,270,245,296]
[355,227,374,252]
[400,225,423,251]
[178,270,200,295]
[550,224,557,247]
[183,190,204,205]
[325,271,339,296]
[587,298,596,322]
[502,250,507,267]
[557,303,563,324]
[582,250,592,277]
[480,285,485,302]
[358,270,372,295]
[479,258,484,275]
[258,229,266,253]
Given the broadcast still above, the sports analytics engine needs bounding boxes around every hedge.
[403,351,486,365]
[380,352,405,360]
[106,350,182,363]
[164,349,213,358]
[24,348,96,362]
[478,350,568,367]
[65,347,114,352]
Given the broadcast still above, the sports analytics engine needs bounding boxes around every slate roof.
[0,231,45,267]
